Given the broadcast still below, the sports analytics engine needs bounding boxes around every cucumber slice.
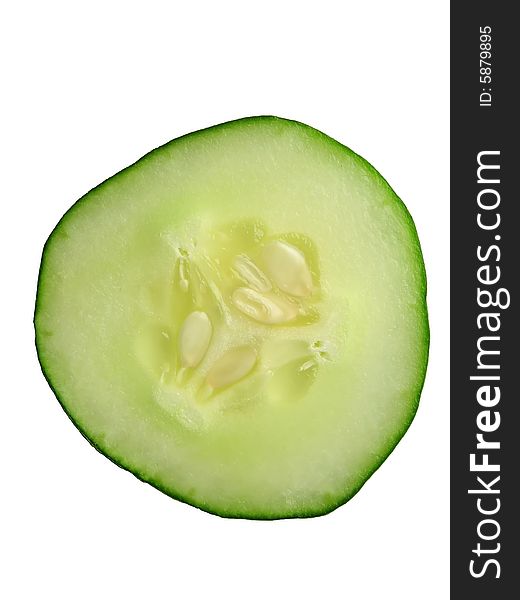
[35,117,429,519]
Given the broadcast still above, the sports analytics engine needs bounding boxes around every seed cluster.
[137,223,329,405]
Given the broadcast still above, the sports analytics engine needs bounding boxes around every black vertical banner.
[451,2,518,597]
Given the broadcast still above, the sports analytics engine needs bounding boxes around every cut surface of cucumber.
[35,116,429,519]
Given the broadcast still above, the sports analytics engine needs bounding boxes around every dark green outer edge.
[34,115,430,520]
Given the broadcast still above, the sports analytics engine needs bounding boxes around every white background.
[1,1,449,598]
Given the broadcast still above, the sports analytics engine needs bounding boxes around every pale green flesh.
[35,117,428,518]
